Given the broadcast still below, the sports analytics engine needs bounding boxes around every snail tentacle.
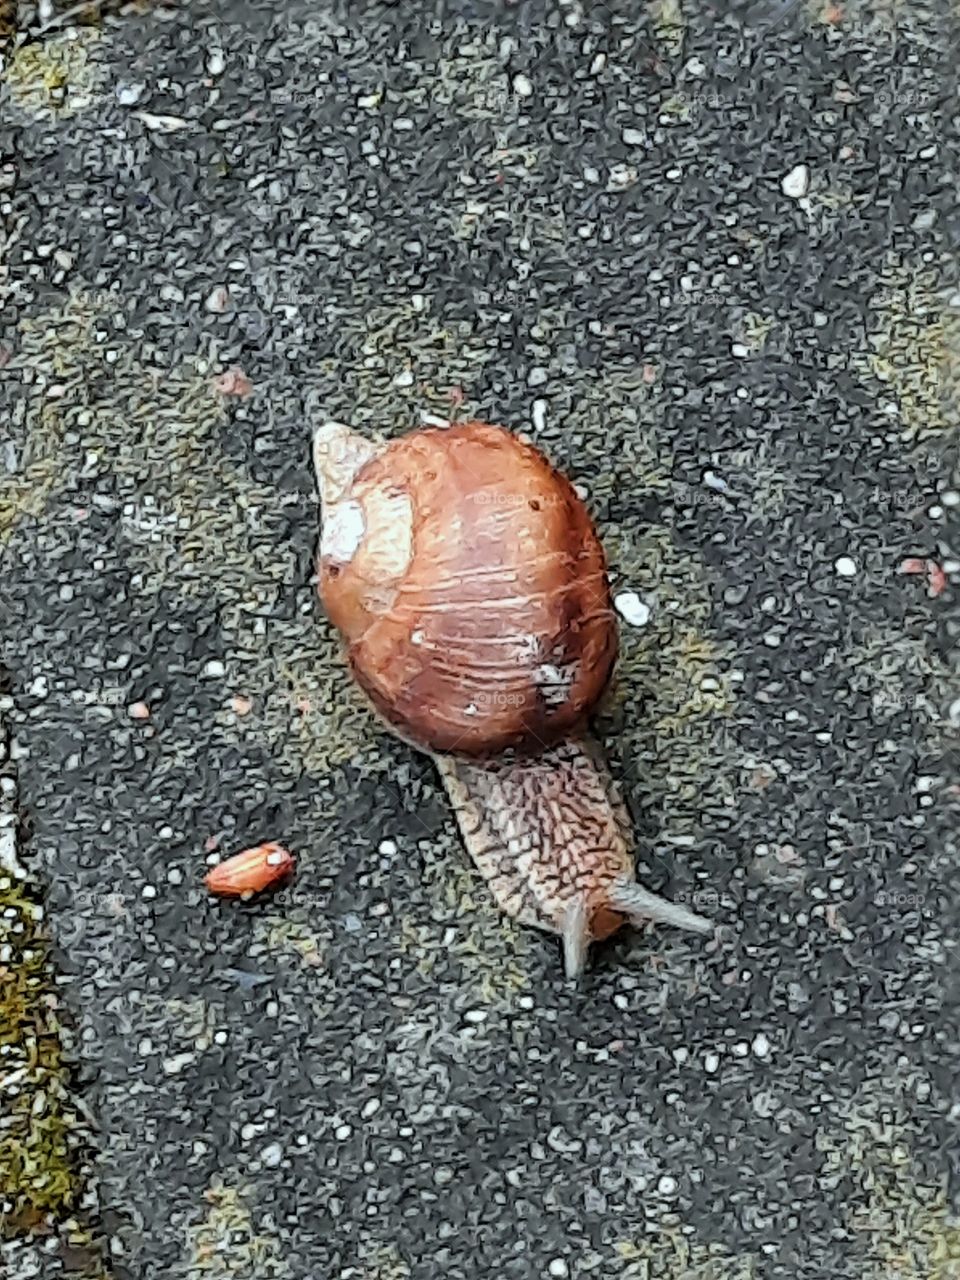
[561,895,590,982]
[606,879,712,935]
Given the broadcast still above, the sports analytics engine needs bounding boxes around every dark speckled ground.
[2,1,960,1277]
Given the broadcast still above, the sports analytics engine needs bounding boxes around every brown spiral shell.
[318,422,618,757]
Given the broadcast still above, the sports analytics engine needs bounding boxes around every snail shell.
[316,421,617,756]
[313,420,713,978]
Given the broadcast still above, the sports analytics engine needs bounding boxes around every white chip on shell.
[321,500,366,562]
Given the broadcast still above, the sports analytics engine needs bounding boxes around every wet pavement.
[1,1,959,1277]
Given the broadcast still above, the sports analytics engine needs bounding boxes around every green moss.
[0,299,98,546]
[649,0,686,59]
[5,291,389,781]
[331,296,495,427]
[739,313,776,354]
[612,1233,758,1279]
[598,527,737,835]
[185,1179,288,1278]
[253,915,328,972]
[398,842,533,1004]
[0,879,83,1235]
[857,258,960,440]
[361,1243,412,1280]
[5,31,103,118]
[817,1092,957,1278]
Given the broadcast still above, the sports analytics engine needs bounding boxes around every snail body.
[313,420,710,978]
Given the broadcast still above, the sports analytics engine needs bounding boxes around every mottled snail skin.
[313,420,711,978]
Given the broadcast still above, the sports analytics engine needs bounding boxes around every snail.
[312,419,712,979]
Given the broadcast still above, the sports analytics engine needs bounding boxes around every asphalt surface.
[2,1,960,1277]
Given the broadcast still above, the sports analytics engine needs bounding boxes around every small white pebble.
[704,1051,720,1073]
[464,1009,487,1025]
[834,556,857,577]
[513,73,533,98]
[532,399,547,432]
[204,285,231,314]
[260,1143,283,1168]
[622,127,644,146]
[752,1032,772,1059]
[702,469,728,492]
[731,342,749,358]
[206,49,226,76]
[928,504,943,520]
[378,839,397,857]
[781,163,810,199]
[141,884,157,900]
[393,369,414,388]
[116,82,145,106]
[335,1124,352,1141]
[732,1040,750,1057]
[361,1098,381,1119]
[548,1261,569,1279]
[657,1175,678,1196]
[202,660,226,678]
[528,366,548,387]
[614,591,651,628]
[941,489,960,508]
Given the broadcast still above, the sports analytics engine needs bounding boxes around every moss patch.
[398,839,533,1005]
[649,0,686,59]
[857,257,960,441]
[817,1089,957,1278]
[4,291,389,780]
[183,1178,289,1279]
[5,30,103,118]
[598,526,737,836]
[0,880,84,1235]
[360,1242,412,1280]
[611,1232,758,1279]
[328,295,497,428]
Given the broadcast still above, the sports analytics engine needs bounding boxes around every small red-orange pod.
[204,843,295,899]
